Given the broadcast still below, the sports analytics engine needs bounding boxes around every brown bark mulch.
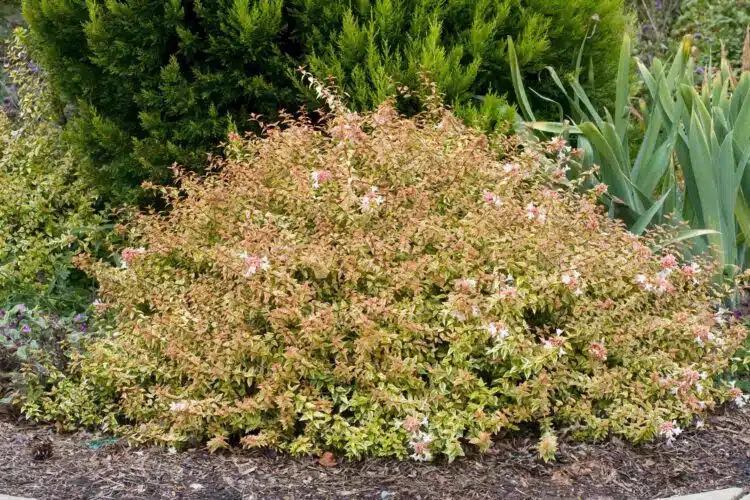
[1,407,749,500]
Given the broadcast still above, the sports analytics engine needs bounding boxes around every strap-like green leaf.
[614,33,631,143]
[507,37,535,123]
[631,192,669,236]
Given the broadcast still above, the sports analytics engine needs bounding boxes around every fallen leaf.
[551,471,572,485]
[318,451,337,467]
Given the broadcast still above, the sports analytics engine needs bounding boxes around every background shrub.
[302,0,626,114]
[23,98,745,461]
[627,0,682,63]
[0,31,106,311]
[673,0,750,73]
[22,0,626,201]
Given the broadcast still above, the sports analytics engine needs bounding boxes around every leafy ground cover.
[1,407,749,499]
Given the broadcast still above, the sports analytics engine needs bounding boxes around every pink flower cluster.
[543,329,566,355]
[396,416,433,461]
[692,325,716,347]
[525,203,546,223]
[634,270,675,295]
[311,170,333,189]
[545,136,569,155]
[486,322,510,343]
[589,340,607,362]
[361,186,385,212]
[498,285,518,302]
[238,252,270,277]
[592,184,608,197]
[660,420,682,444]
[503,162,521,175]
[483,190,503,208]
[455,278,477,292]
[561,271,584,297]
[120,247,146,269]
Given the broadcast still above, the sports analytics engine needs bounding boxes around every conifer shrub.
[22,0,626,201]
[22,95,745,462]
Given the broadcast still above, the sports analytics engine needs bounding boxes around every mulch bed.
[1,408,749,500]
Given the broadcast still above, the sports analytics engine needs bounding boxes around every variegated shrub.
[22,103,746,462]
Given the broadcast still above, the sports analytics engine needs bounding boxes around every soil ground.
[1,407,750,500]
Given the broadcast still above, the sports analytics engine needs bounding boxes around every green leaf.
[631,192,669,236]
[525,122,582,135]
[656,229,721,249]
[613,33,631,142]
[507,37,535,123]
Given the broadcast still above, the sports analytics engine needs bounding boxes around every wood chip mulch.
[1,407,749,500]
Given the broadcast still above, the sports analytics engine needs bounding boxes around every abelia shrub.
[22,100,746,462]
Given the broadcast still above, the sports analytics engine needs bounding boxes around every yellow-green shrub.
[23,100,746,461]
[0,32,106,310]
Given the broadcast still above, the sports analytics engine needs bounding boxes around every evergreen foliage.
[22,0,626,201]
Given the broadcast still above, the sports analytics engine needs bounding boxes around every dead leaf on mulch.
[318,451,337,467]
[551,470,572,485]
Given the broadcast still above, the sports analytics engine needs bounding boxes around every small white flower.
[483,191,503,208]
[635,275,647,285]
[714,308,730,326]
[170,401,190,413]
[409,431,433,462]
[447,310,467,322]
[505,274,515,283]
[243,255,270,277]
[695,419,705,429]
[657,269,673,280]
[472,306,481,317]
[574,288,584,297]
[660,421,682,443]
[555,329,564,336]
[487,322,510,341]
[526,204,536,220]
[361,186,384,211]
[561,274,572,285]
[503,162,520,174]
